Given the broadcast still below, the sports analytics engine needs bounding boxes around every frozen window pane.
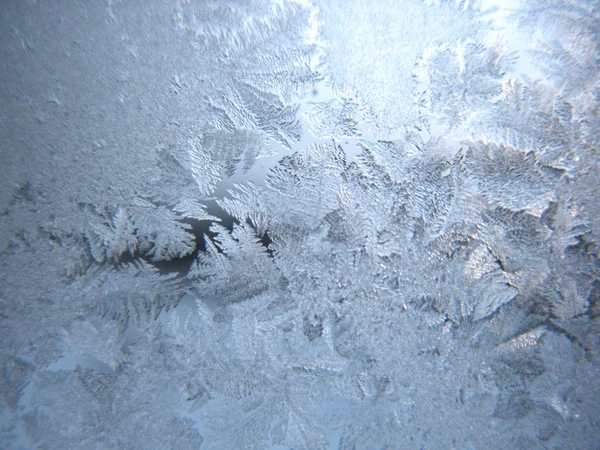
[1,0,599,448]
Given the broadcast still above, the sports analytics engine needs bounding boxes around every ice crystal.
[1,0,599,448]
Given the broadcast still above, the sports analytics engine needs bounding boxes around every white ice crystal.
[0,0,599,449]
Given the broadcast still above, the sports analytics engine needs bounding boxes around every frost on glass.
[1,0,599,449]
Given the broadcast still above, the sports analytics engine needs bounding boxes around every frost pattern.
[1,0,599,449]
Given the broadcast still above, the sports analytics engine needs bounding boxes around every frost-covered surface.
[1,0,599,448]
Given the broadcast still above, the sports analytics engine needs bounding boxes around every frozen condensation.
[1,0,599,448]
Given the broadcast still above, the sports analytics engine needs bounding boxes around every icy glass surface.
[1,0,599,448]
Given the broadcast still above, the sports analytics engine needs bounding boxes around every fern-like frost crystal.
[1,0,599,448]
